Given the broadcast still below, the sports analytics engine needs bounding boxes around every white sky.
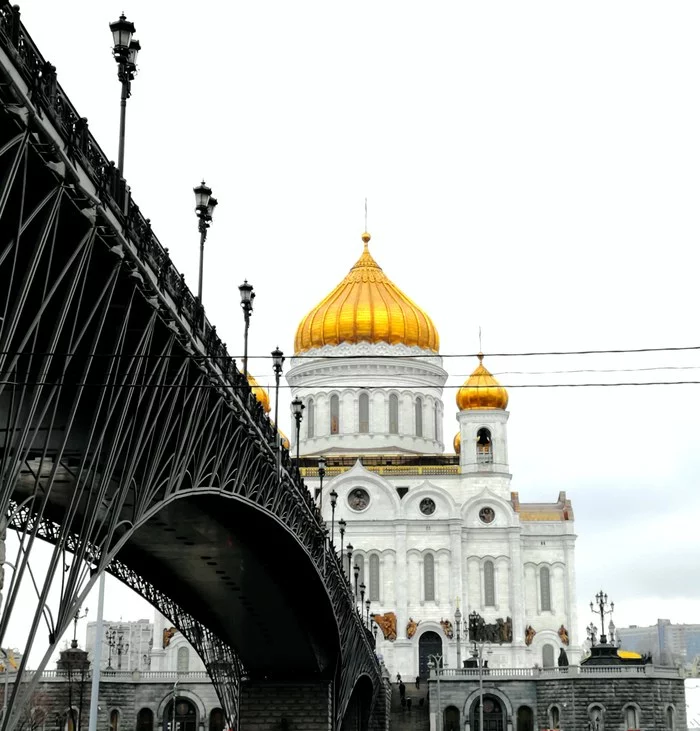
[7,0,700,668]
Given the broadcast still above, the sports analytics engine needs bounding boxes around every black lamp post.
[365,598,371,625]
[339,518,346,559]
[271,347,285,472]
[317,456,327,511]
[346,543,354,581]
[330,489,338,545]
[109,14,140,175]
[193,181,218,308]
[353,563,360,599]
[291,397,305,462]
[454,605,463,668]
[238,280,255,376]
[590,590,614,645]
[586,622,598,645]
[360,582,366,608]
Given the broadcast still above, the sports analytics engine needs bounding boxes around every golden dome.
[456,354,509,411]
[453,432,461,454]
[247,373,271,413]
[294,233,439,354]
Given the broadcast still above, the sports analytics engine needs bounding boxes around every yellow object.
[456,354,509,411]
[294,233,439,353]
[247,373,271,413]
[453,432,461,454]
[279,430,290,450]
[617,649,642,659]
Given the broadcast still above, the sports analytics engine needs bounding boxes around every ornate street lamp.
[365,598,371,625]
[291,397,305,462]
[193,181,218,308]
[271,347,285,473]
[329,489,338,545]
[590,590,614,645]
[346,543,354,582]
[109,14,141,174]
[339,518,346,560]
[317,456,327,512]
[353,563,360,599]
[454,605,463,668]
[238,280,255,376]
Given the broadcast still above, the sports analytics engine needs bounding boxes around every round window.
[348,488,370,511]
[479,506,496,524]
[419,498,436,516]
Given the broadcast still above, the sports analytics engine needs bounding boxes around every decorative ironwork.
[0,8,381,730]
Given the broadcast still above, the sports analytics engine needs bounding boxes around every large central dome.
[294,233,440,353]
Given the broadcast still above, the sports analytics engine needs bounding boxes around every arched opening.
[369,554,380,601]
[330,394,340,434]
[471,694,505,731]
[137,708,154,731]
[418,631,442,679]
[624,705,639,730]
[389,394,399,434]
[666,706,675,730]
[307,398,314,438]
[359,392,370,433]
[163,699,197,731]
[209,708,225,731]
[109,709,120,731]
[415,397,423,437]
[549,706,561,730]
[476,427,493,463]
[444,705,460,731]
[540,566,552,611]
[517,705,534,731]
[484,560,495,607]
[588,705,604,731]
[542,644,555,668]
[423,554,435,601]
[176,646,189,672]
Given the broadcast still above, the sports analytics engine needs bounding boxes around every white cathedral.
[249,231,580,680]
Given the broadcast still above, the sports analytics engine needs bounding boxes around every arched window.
[624,705,639,730]
[359,392,370,433]
[163,699,197,731]
[540,566,552,611]
[389,394,399,434]
[424,553,435,601]
[109,710,119,731]
[369,554,380,601]
[65,710,78,731]
[484,560,495,607]
[209,709,225,731]
[666,706,675,730]
[434,402,440,441]
[330,394,339,435]
[415,397,423,437]
[588,705,604,731]
[307,398,314,438]
[354,554,365,587]
[176,646,189,673]
[549,706,561,730]
[137,709,154,731]
[476,427,493,463]
[542,644,555,667]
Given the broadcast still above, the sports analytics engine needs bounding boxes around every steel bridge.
[0,5,382,729]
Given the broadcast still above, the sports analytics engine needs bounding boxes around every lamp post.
[339,518,346,558]
[291,397,305,462]
[346,544,354,581]
[470,641,487,731]
[353,563,360,599]
[109,14,140,175]
[238,280,255,376]
[360,582,366,611]
[590,590,614,644]
[428,654,444,731]
[193,181,218,308]
[271,347,285,474]
[454,605,462,669]
[330,489,338,544]
[365,598,371,625]
[317,456,327,512]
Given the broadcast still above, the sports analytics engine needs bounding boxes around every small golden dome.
[294,233,439,353]
[247,373,271,413]
[456,354,509,411]
[453,432,461,454]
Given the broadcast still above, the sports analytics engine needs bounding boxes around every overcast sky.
[7,0,700,672]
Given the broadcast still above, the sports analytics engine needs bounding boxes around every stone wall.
[239,680,332,731]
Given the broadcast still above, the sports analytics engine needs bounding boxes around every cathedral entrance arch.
[418,631,442,679]
[163,699,197,731]
[470,694,505,731]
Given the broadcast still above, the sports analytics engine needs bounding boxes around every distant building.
[617,618,700,669]
[85,618,154,671]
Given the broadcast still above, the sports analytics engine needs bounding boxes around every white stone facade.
[288,341,580,681]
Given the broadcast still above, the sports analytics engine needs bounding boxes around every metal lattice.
[0,5,381,730]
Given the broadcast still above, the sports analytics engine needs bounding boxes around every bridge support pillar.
[239,680,332,730]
